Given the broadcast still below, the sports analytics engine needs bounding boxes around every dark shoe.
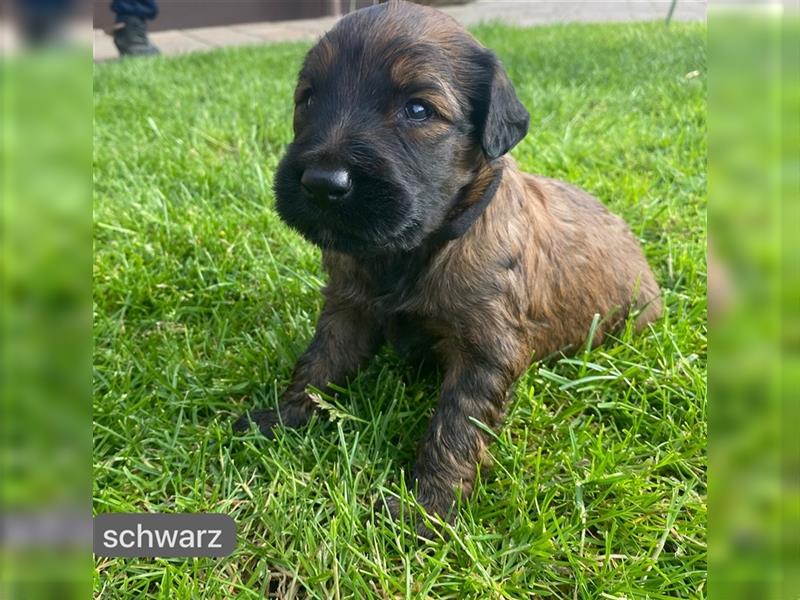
[18,5,68,47]
[112,16,159,57]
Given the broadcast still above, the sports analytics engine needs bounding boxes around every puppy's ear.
[471,50,530,160]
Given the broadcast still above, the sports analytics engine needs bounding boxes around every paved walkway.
[93,0,706,62]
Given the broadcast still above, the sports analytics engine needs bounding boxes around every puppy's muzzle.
[300,166,353,205]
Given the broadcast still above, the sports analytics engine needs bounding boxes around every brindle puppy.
[236,0,661,535]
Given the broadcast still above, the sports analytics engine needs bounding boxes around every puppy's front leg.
[235,301,382,437]
[389,347,524,536]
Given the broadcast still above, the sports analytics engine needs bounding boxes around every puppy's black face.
[274,2,529,255]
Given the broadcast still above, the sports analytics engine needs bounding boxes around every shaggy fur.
[235,0,661,536]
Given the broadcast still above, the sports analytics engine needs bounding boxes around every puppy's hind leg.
[234,301,383,438]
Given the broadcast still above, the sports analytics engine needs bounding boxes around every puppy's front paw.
[233,408,283,438]
[233,400,313,438]
[377,487,456,539]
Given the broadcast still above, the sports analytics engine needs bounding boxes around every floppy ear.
[472,51,530,160]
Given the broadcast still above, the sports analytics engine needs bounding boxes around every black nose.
[300,167,352,203]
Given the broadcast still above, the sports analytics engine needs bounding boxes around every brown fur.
[235,0,661,537]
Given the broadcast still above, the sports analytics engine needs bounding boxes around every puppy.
[236,0,661,535]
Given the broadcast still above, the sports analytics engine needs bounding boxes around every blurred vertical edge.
[1,3,93,597]
[708,1,799,598]
[781,7,800,598]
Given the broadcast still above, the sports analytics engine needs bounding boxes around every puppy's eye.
[404,100,433,121]
[297,89,313,108]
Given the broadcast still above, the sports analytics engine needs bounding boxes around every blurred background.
[2,2,92,598]
[1,0,798,598]
[707,6,799,599]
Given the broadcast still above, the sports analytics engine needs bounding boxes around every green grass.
[93,21,706,599]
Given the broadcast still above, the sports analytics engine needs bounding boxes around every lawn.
[93,20,707,599]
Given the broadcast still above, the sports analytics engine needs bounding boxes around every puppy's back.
[459,163,660,359]
[523,172,662,335]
